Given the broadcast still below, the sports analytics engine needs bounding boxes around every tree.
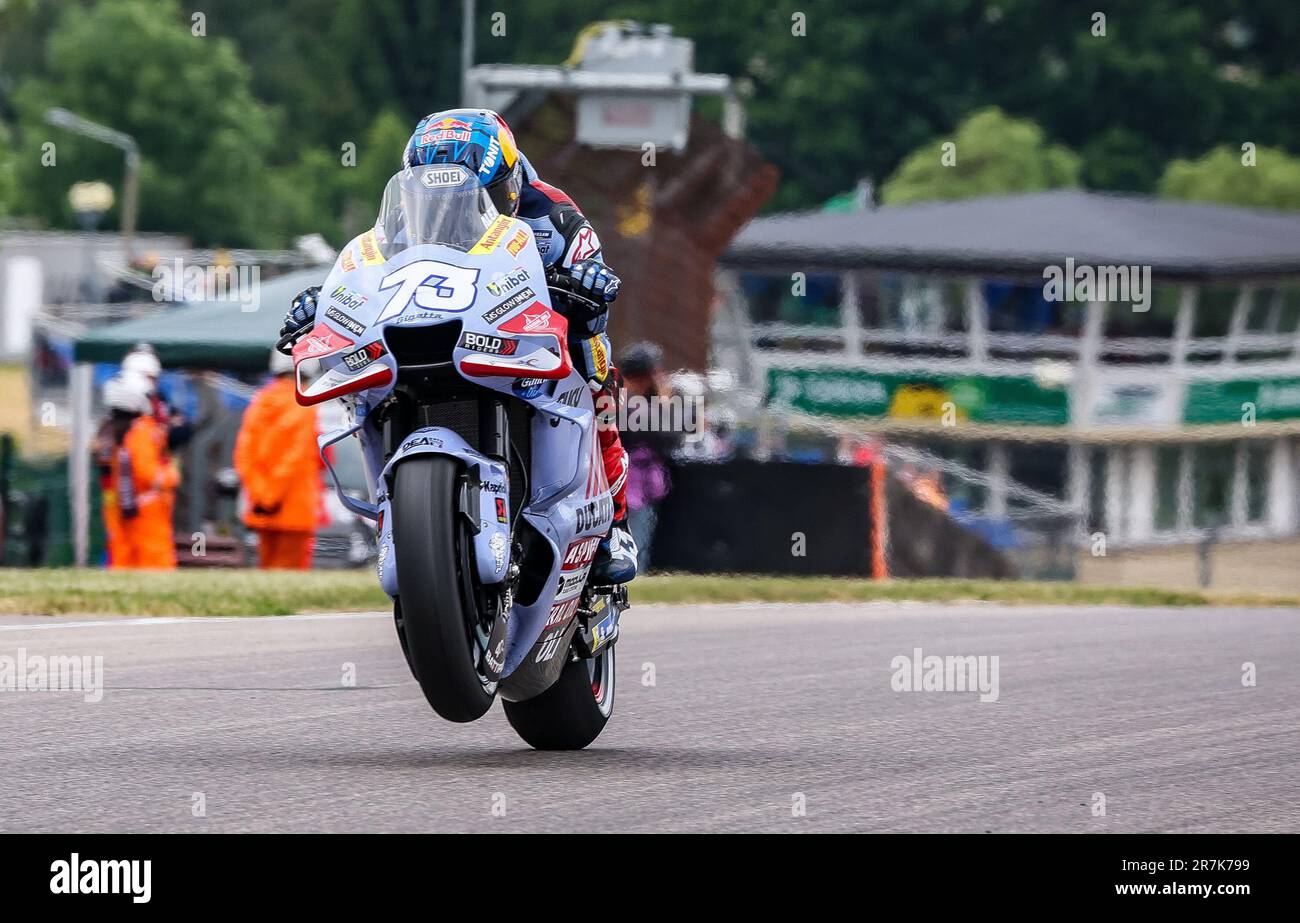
[7,0,1300,237]
[881,108,1080,205]
[0,122,15,217]
[1080,126,1162,193]
[1159,145,1300,210]
[10,0,278,245]
[259,110,413,247]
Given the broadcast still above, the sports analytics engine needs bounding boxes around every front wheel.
[503,643,615,750]
[392,455,495,722]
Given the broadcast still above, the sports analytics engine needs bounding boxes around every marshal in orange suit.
[100,373,180,569]
[233,350,324,569]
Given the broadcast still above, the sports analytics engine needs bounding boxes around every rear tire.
[392,455,494,722]
[503,643,615,750]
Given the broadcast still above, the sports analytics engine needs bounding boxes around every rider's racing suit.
[510,152,629,525]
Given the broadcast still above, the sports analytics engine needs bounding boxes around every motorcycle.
[280,163,626,749]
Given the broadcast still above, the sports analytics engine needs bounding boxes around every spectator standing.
[233,349,324,569]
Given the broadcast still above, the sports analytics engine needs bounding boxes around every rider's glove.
[568,260,620,305]
[277,285,320,353]
[560,261,619,337]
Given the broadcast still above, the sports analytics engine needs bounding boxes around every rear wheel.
[503,643,615,750]
[392,455,494,722]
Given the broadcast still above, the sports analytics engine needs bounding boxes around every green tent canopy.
[73,268,326,372]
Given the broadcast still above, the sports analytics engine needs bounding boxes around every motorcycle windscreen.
[373,165,502,257]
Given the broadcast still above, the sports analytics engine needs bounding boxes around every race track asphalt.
[0,602,1296,832]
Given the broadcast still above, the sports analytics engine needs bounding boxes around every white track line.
[0,611,390,631]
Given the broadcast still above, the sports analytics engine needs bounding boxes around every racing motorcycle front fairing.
[299,165,614,684]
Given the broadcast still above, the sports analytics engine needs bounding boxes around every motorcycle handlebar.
[275,331,300,356]
[546,270,601,312]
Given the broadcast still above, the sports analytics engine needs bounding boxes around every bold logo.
[505,228,529,257]
[495,497,508,523]
[562,536,601,571]
[485,267,529,297]
[481,286,536,324]
[342,341,386,372]
[324,305,366,336]
[459,331,518,355]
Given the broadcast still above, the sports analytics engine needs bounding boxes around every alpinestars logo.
[459,331,518,355]
[567,226,601,263]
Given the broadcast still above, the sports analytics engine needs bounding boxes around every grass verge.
[1,568,1298,617]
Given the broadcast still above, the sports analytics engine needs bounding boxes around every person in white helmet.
[121,343,192,452]
[97,373,179,568]
[121,344,161,380]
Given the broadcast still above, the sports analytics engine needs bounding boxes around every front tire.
[503,643,615,750]
[392,455,494,722]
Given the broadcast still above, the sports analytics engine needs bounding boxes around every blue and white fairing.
[296,165,613,684]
